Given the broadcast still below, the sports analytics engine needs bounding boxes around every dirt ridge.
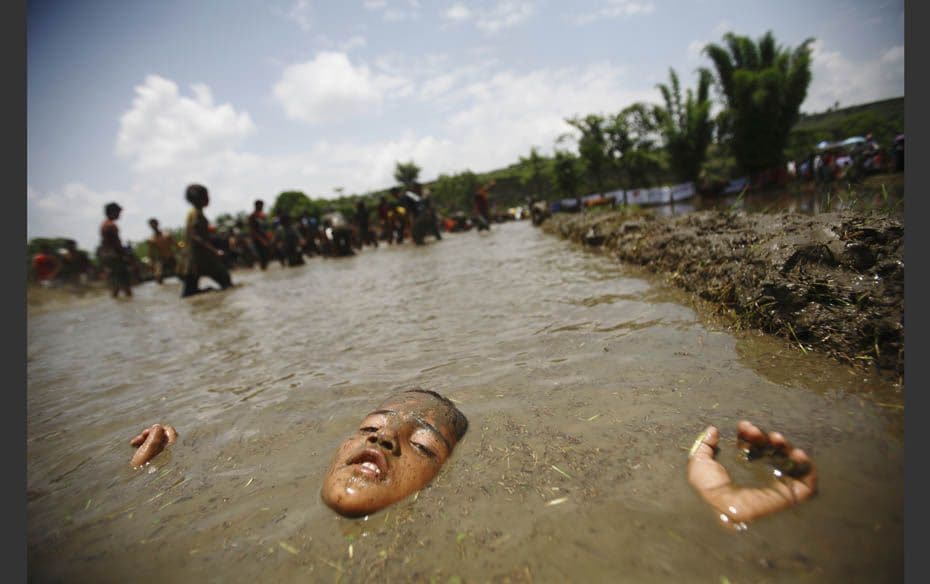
[541,209,903,376]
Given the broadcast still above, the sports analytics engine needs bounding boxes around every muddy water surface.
[27,222,902,583]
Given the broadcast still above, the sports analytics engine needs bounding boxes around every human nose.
[367,427,400,456]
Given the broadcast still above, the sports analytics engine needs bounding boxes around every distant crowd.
[30,180,511,299]
[791,132,904,184]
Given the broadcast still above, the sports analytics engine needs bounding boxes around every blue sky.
[28,0,904,249]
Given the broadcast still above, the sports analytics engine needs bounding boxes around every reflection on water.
[27,222,902,582]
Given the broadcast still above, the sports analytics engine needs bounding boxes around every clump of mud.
[542,209,903,375]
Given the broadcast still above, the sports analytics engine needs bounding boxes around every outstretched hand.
[130,424,178,468]
[687,421,817,527]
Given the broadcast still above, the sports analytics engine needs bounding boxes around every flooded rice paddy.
[27,221,902,583]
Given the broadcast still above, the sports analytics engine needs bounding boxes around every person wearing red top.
[31,244,60,284]
[474,180,494,230]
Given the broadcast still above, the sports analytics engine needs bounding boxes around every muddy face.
[321,393,461,517]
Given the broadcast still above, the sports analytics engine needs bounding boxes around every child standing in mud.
[147,218,177,284]
[249,199,272,270]
[178,184,233,298]
[98,202,133,298]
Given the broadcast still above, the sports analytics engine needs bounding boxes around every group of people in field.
[41,180,498,299]
[792,132,904,184]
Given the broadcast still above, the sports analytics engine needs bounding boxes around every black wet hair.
[186,184,208,205]
[403,389,469,441]
[104,202,122,217]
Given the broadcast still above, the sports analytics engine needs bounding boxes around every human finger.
[689,426,719,460]
[736,420,768,449]
[687,426,735,505]
[131,425,167,468]
[785,448,817,497]
[130,427,151,448]
[163,425,178,445]
[767,431,793,452]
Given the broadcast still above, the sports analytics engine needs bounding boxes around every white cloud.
[286,0,313,31]
[445,3,472,21]
[313,34,368,52]
[477,1,535,33]
[572,0,654,26]
[115,75,255,173]
[340,35,368,51]
[273,52,409,123]
[438,62,658,168]
[711,20,731,37]
[804,40,904,112]
[34,60,660,250]
[419,74,459,100]
[363,0,420,21]
[880,45,904,64]
[687,21,730,61]
[687,40,704,60]
[28,182,140,251]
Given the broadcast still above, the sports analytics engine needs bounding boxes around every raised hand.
[130,423,178,468]
[687,421,817,527]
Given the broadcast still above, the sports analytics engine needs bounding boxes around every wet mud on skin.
[28,223,901,582]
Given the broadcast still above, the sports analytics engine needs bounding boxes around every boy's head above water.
[321,389,468,517]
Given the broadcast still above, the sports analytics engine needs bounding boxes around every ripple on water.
[27,222,902,583]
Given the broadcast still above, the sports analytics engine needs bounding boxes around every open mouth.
[346,448,389,480]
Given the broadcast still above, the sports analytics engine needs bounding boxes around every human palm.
[687,421,817,527]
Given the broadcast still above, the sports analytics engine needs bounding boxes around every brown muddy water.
[27,222,902,583]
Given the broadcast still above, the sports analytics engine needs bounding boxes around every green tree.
[653,68,715,183]
[704,31,814,175]
[431,170,480,213]
[606,104,664,201]
[552,150,581,199]
[518,147,551,199]
[393,160,421,189]
[272,190,314,218]
[566,115,610,196]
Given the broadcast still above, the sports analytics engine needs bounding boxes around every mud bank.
[542,209,903,376]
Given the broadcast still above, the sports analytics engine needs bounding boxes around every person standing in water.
[248,199,272,270]
[57,239,91,285]
[355,199,378,248]
[31,243,60,285]
[275,212,305,266]
[146,218,177,284]
[474,180,494,230]
[178,184,233,298]
[99,202,133,298]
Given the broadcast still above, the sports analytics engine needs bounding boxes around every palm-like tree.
[653,68,715,183]
[567,114,610,197]
[704,31,814,176]
[518,147,550,199]
[606,103,663,196]
[393,161,421,189]
[552,150,581,199]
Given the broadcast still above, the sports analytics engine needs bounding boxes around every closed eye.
[413,442,436,459]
